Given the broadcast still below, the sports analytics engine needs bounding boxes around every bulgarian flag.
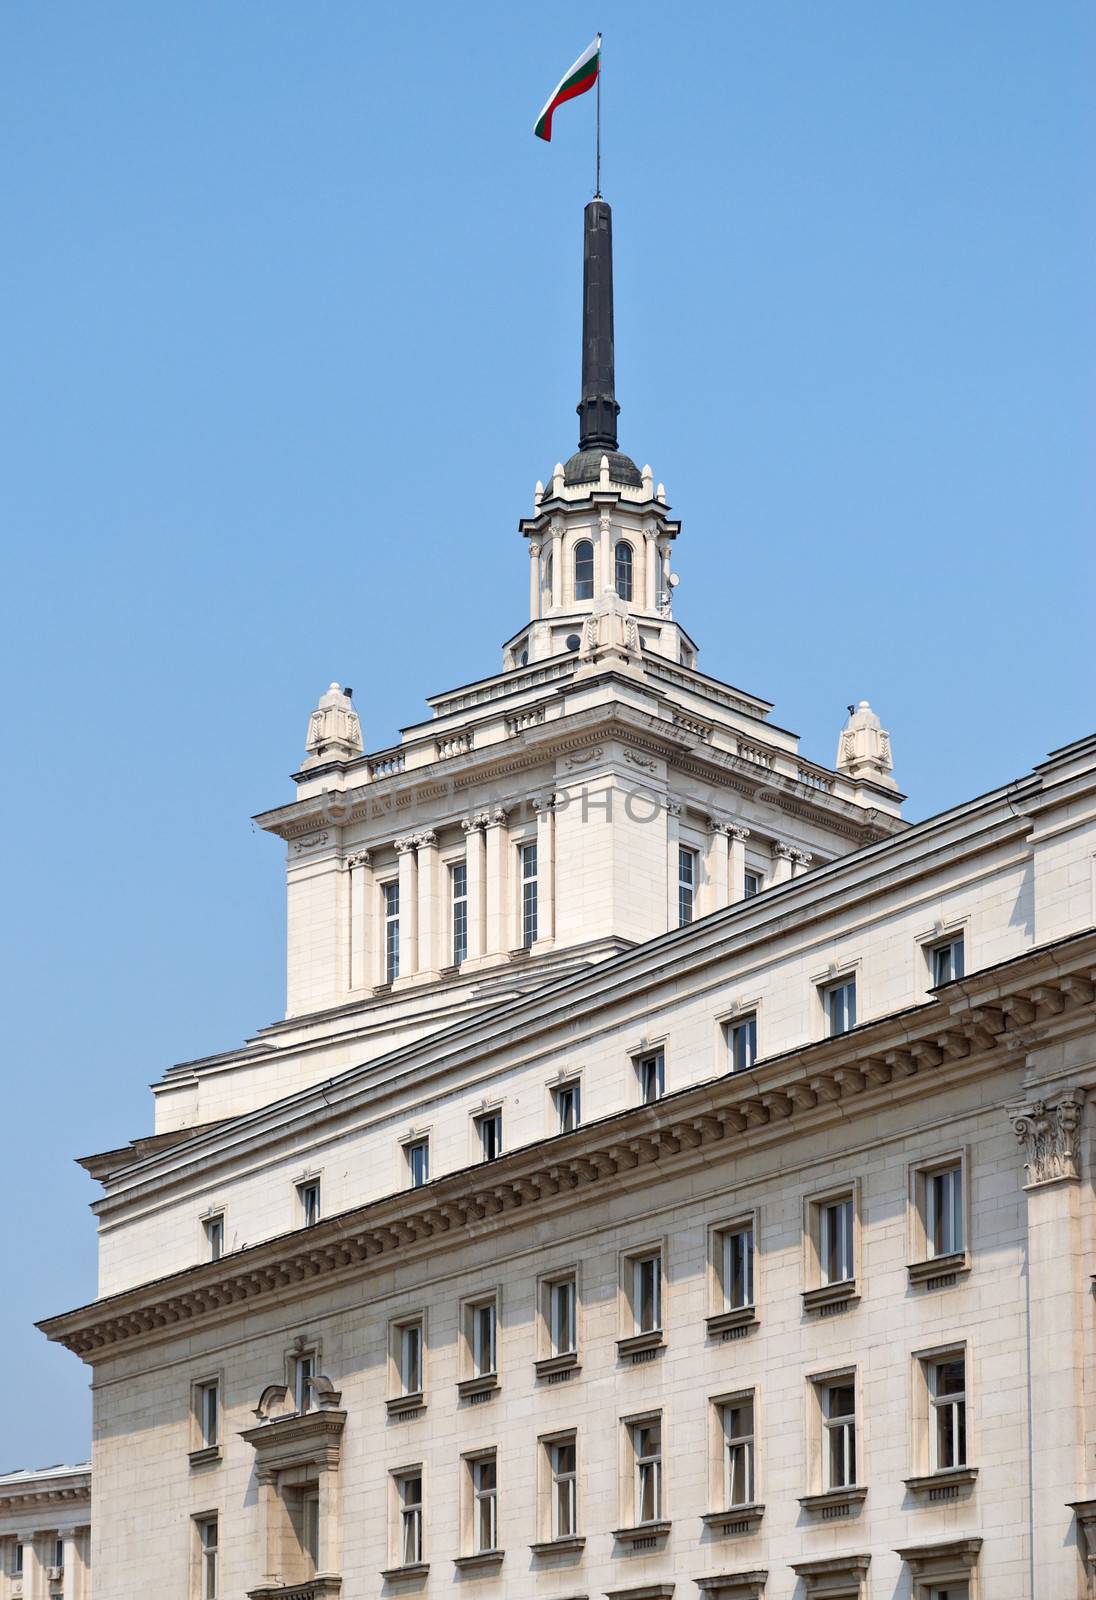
[534,35,601,142]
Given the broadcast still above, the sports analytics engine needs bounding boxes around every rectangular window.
[550,1437,577,1538]
[472,1454,498,1553]
[632,1418,662,1524]
[53,1539,64,1571]
[204,1213,224,1262]
[718,1223,755,1312]
[298,1179,321,1228]
[820,1197,855,1286]
[477,1110,503,1162]
[292,1350,316,1414]
[13,1546,23,1578]
[822,976,857,1036]
[637,1049,665,1104]
[520,841,538,947]
[632,1253,662,1335]
[396,1471,423,1566]
[721,1395,755,1508]
[196,1516,218,1600]
[554,1080,581,1133]
[302,1491,320,1569]
[451,862,468,966]
[383,880,400,983]
[930,1355,967,1470]
[399,1321,423,1396]
[196,1379,220,1449]
[678,845,697,927]
[548,1276,577,1357]
[822,1380,857,1489]
[926,1163,964,1258]
[471,1299,497,1377]
[726,1013,757,1073]
[406,1138,429,1189]
[931,935,965,987]
[743,871,761,898]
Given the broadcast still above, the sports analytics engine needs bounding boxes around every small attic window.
[565,634,581,652]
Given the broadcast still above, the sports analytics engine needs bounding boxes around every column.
[61,1529,88,1600]
[22,1535,42,1600]
[1010,1091,1088,1598]
[599,511,614,594]
[772,841,795,885]
[729,825,750,903]
[416,830,441,979]
[528,539,541,620]
[660,542,672,610]
[705,819,730,913]
[395,836,418,982]
[792,849,813,879]
[644,532,658,612]
[484,807,510,957]
[462,817,487,965]
[551,526,564,608]
[348,852,372,992]
[532,795,557,948]
[666,799,682,929]
[256,1468,283,1581]
[317,1465,341,1578]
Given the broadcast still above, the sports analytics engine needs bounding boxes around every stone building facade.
[39,201,1096,1600]
[0,1467,90,1600]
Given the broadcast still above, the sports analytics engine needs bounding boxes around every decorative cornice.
[39,935,1096,1362]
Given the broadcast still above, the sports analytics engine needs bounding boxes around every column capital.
[666,798,683,818]
[485,805,510,827]
[531,793,558,814]
[1009,1090,1085,1188]
[528,538,541,558]
[413,830,438,849]
[461,815,486,835]
[730,825,751,843]
[793,849,813,866]
[773,841,797,860]
[394,834,417,855]
[707,816,731,837]
[346,851,371,869]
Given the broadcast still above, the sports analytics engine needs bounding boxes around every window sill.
[187,1444,222,1468]
[700,1502,765,1533]
[535,1351,581,1379]
[379,1563,429,1581]
[705,1307,758,1337]
[907,1253,971,1287]
[798,1486,867,1516]
[456,1374,499,1399]
[453,1550,504,1571]
[616,1330,665,1357]
[801,1280,859,1313]
[385,1392,426,1418]
[612,1520,671,1545]
[904,1467,978,1495]
[529,1535,587,1556]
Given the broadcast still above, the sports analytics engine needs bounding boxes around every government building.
[36,198,1096,1600]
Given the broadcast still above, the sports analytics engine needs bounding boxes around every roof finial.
[577,199,620,453]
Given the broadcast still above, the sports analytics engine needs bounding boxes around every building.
[39,199,1096,1600]
[0,1465,90,1600]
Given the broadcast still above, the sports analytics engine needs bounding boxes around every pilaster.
[484,808,510,958]
[347,852,372,992]
[528,539,541,621]
[666,799,682,929]
[461,816,487,966]
[415,831,441,980]
[729,825,750,903]
[394,837,418,984]
[772,841,796,885]
[792,849,813,879]
[531,795,557,949]
[705,819,730,914]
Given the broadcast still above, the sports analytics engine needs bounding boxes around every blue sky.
[1,1,1092,1466]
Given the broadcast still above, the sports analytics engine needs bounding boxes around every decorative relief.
[623,749,657,771]
[292,830,330,856]
[1009,1091,1083,1186]
[566,747,603,770]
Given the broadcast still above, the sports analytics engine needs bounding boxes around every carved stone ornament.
[1009,1091,1084,1187]
[292,830,330,856]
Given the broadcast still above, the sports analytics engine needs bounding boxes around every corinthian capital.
[1009,1090,1084,1187]
[394,834,417,855]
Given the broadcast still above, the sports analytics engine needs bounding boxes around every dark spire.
[577,198,620,452]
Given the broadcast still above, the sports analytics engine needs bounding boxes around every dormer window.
[615,541,634,601]
[574,539,594,600]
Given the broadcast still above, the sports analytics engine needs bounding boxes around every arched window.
[574,540,594,601]
[615,541,634,601]
[543,549,554,603]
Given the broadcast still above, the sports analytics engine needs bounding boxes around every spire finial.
[577,199,620,453]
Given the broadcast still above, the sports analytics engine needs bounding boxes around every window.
[451,861,468,966]
[822,975,857,1036]
[406,1138,429,1189]
[396,1470,423,1566]
[543,548,554,601]
[929,1355,967,1471]
[471,1300,497,1377]
[726,1013,757,1073]
[298,1179,321,1227]
[383,880,400,982]
[476,1110,503,1162]
[720,1394,755,1507]
[821,1380,857,1489]
[805,1186,859,1308]
[820,1196,854,1286]
[554,1079,581,1133]
[399,1321,423,1396]
[302,1490,320,1570]
[931,935,965,987]
[204,1213,224,1262]
[292,1349,316,1414]
[196,1516,218,1600]
[678,844,697,927]
[926,1163,964,1258]
[716,1222,755,1313]
[547,1275,577,1358]
[195,1379,220,1450]
[929,1590,969,1600]
[520,841,538,947]
[549,1436,577,1538]
[574,539,594,600]
[637,1049,665,1104]
[615,541,634,601]
[53,1539,64,1571]
[631,1418,663,1524]
[471,1454,498,1553]
[13,1545,22,1578]
[743,871,761,898]
[630,1252,662,1335]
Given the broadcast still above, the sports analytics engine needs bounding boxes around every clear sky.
[1,0,1092,1468]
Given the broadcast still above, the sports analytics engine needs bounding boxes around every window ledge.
[798,1486,867,1516]
[705,1307,758,1337]
[453,1549,504,1571]
[801,1281,859,1313]
[907,1253,971,1287]
[529,1535,587,1556]
[616,1330,666,1357]
[904,1467,978,1495]
[700,1502,765,1533]
[456,1374,499,1399]
[379,1562,429,1581]
[187,1444,222,1468]
[612,1520,672,1544]
[385,1392,426,1418]
[535,1352,581,1379]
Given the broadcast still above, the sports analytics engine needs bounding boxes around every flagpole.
[595,33,602,197]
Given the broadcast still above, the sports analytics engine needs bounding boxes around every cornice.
[0,1478,91,1513]
[39,931,1096,1362]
